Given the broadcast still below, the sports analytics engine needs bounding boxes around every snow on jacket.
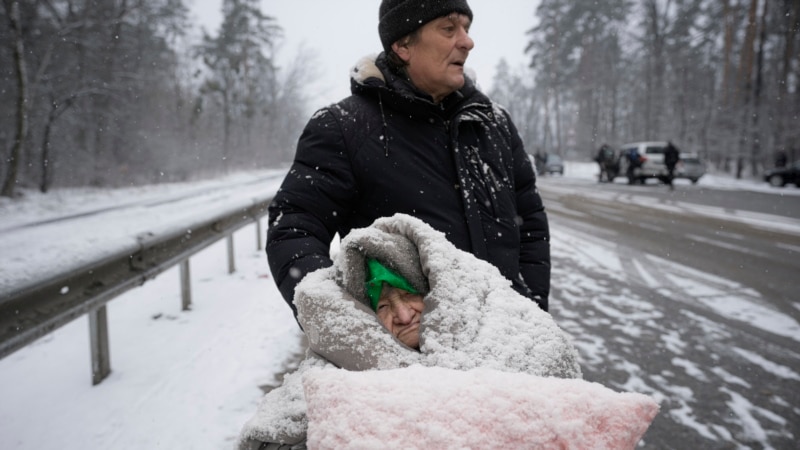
[267,52,551,320]
[237,214,580,449]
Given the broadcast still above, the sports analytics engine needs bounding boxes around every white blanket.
[238,214,591,448]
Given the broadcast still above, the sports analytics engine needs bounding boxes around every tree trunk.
[645,0,666,138]
[735,0,759,178]
[721,0,735,107]
[223,88,231,172]
[737,0,759,101]
[40,117,54,193]
[91,0,129,186]
[1,0,28,198]
[700,68,716,161]
[40,95,78,193]
[554,88,562,153]
[777,0,800,158]
[750,0,768,176]
[542,86,552,153]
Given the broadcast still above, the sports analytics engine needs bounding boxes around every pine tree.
[196,0,281,170]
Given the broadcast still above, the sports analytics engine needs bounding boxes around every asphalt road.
[540,176,800,449]
[266,176,799,449]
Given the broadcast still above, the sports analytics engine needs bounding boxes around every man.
[267,0,551,320]
[775,150,787,168]
[595,143,614,183]
[625,146,642,185]
[663,141,680,190]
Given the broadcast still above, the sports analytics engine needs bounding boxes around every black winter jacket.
[267,54,550,318]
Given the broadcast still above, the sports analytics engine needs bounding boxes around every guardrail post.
[180,259,192,311]
[89,305,111,385]
[256,218,263,250]
[227,234,236,274]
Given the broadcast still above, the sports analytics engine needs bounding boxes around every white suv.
[617,141,669,184]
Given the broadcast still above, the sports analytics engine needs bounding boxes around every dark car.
[764,161,800,187]
[543,154,564,175]
[529,153,564,176]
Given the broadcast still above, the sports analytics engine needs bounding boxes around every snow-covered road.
[547,217,799,448]
[0,163,798,449]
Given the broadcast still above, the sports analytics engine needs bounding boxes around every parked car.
[764,161,800,187]
[529,153,564,176]
[543,154,564,175]
[674,153,706,184]
[616,141,669,184]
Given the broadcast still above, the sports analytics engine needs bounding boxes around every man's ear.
[391,40,411,62]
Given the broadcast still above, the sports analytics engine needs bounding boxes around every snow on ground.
[542,167,799,447]
[0,225,303,449]
[0,169,287,292]
[547,223,799,446]
[0,162,797,449]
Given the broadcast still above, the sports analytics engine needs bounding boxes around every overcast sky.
[189,0,541,109]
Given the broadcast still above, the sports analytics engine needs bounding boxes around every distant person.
[595,144,615,183]
[535,150,548,175]
[626,147,643,184]
[266,0,552,321]
[775,150,787,168]
[663,141,680,190]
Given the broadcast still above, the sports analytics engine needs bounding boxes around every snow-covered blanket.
[296,213,582,377]
[238,214,640,449]
[303,366,660,450]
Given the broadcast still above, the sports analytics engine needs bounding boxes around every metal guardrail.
[0,195,273,384]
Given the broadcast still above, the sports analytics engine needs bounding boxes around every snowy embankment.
[0,162,796,449]
[1,170,299,449]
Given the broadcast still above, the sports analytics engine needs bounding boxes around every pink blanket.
[303,366,659,449]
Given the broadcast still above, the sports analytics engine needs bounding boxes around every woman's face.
[376,286,425,349]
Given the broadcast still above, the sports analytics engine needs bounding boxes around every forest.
[490,0,800,178]
[2,0,799,198]
[0,0,310,197]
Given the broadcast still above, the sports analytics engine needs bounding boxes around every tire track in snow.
[548,222,799,449]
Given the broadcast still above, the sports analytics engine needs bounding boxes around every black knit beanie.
[378,0,473,52]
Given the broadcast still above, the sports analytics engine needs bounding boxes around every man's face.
[376,286,425,349]
[394,13,474,103]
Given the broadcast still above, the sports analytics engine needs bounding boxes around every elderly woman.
[237,214,581,449]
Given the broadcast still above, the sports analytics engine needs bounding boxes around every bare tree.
[1,0,28,198]
[196,0,281,171]
[517,0,797,176]
[489,59,540,153]
[526,0,567,154]
[734,0,759,178]
[749,0,768,176]
[775,0,800,163]
[525,0,632,156]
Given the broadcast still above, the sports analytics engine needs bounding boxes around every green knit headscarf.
[365,258,419,311]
